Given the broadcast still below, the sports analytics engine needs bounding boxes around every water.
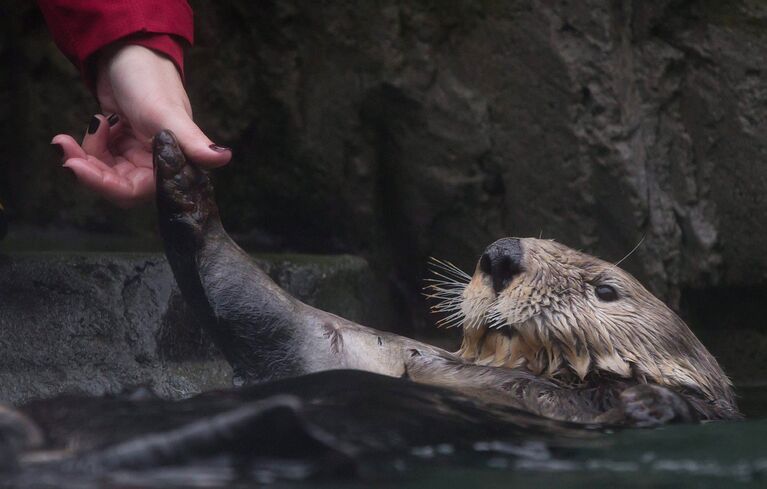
[6,374,767,489]
[289,413,767,489]
[12,419,767,489]
[388,420,767,489]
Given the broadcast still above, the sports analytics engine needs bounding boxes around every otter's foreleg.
[195,234,431,381]
[154,131,448,383]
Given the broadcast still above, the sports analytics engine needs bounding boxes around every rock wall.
[1,1,765,336]
[0,252,386,403]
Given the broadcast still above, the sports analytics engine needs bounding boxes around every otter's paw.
[619,384,697,427]
[153,130,215,217]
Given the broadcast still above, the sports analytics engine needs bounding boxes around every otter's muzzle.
[479,238,523,293]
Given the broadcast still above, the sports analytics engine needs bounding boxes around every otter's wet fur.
[154,130,740,425]
[428,239,739,420]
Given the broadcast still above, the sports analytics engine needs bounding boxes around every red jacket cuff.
[119,33,187,81]
[37,0,193,86]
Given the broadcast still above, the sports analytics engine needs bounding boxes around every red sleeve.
[37,0,194,86]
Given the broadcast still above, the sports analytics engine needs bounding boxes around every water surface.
[7,378,765,489]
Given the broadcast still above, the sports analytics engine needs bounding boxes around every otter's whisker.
[429,302,463,313]
[423,278,467,284]
[427,295,463,304]
[424,259,471,329]
[428,257,472,281]
[614,234,646,267]
[435,309,466,328]
[426,271,470,287]
[423,283,467,292]
[464,314,485,330]
[423,286,465,295]
[425,297,463,306]
[484,300,511,330]
[423,285,465,304]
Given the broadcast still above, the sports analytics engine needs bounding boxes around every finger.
[64,154,114,175]
[161,111,232,168]
[106,112,122,131]
[81,115,115,161]
[63,158,104,190]
[51,134,87,161]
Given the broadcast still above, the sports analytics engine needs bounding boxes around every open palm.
[52,45,231,208]
[53,116,156,208]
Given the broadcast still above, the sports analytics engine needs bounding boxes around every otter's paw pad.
[620,384,695,427]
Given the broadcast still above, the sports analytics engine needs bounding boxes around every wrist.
[102,44,179,80]
[96,42,189,115]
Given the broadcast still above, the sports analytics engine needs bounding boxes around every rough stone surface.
[1,2,765,343]
[189,0,767,309]
[0,252,385,404]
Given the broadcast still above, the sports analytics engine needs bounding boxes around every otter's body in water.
[154,130,739,425]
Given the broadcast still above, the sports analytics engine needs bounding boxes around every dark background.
[1,0,766,378]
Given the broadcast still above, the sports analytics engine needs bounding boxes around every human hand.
[52,44,231,208]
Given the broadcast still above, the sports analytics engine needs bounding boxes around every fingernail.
[87,116,100,134]
[107,113,119,126]
[51,142,64,159]
[209,144,231,153]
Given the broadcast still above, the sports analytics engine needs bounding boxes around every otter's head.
[429,237,734,407]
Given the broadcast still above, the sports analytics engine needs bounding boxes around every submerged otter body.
[154,130,740,425]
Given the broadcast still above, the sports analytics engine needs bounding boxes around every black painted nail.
[87,116,100,134]
[209,144,231,153]
[51,142,64,159]
[107,113,119,126]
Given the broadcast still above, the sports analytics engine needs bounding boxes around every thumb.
[161,110,232,168]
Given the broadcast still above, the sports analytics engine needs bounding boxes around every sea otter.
[154,130,740,426]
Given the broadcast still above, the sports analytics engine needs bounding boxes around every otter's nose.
[479,238,523,293]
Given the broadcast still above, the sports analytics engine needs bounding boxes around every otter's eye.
[595,284,619,302]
